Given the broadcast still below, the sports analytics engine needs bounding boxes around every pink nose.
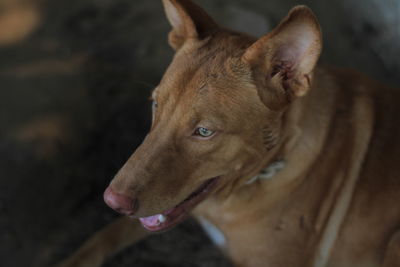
[103,186,138,215]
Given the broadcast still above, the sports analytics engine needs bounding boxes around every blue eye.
[194,127,215,138]
[152,101,158,111]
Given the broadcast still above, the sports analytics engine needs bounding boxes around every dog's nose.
[103,186,138,215]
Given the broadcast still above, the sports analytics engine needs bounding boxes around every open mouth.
[139,177,220,232]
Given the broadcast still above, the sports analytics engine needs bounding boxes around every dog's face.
[104,0,321,232]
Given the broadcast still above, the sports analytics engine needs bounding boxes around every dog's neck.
[211,69,337,202]
[243,69,337,192]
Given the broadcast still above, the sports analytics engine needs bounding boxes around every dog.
[56,0,400,266]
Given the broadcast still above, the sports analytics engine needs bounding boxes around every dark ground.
[0,0,399,266]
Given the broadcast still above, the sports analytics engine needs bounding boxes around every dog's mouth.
[138,177,220,232]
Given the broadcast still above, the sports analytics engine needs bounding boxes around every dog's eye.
[194,127,214,138]
[152,101,158,111]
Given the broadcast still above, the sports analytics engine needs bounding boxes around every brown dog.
[57,0,400,266]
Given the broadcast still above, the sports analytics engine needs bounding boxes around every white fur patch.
[198,217,226,248]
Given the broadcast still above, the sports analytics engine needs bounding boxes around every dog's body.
[193,66,400,267]
[56,1,400,266]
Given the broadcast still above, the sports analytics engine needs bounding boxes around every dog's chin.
[138,177,221,232]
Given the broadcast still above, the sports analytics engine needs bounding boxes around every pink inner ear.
[164,1,186,35]
[272,24,317,78]
[169,7,183,30]
[271,59,294,80]
[163,0,218,42]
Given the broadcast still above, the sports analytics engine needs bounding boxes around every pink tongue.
[139,214,162,226]
[139,201,189,230]
[138,178,219,231]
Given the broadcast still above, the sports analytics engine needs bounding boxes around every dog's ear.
[242,6,322,109]
[162,0,218,50]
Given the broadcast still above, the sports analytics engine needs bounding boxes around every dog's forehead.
[160,69,242,120]
[153,33,264,122]
[158,43,250,102]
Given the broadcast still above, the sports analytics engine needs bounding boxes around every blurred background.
[0,0,399,266]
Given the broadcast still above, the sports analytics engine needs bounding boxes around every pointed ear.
[242,6,322,109]
[162,0,219,50]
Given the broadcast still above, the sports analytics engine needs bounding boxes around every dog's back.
[322,67,400,266]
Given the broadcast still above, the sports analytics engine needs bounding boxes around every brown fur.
[56,1,400,266]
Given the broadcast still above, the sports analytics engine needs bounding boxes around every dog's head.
[104,0,322,232]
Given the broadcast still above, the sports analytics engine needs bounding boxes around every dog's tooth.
[158,214,166,223]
